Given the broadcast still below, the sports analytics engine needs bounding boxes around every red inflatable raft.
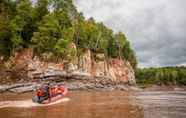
[32,84,68,104]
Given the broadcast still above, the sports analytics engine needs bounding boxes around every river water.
[0,91,186,118]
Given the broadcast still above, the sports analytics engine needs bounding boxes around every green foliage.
[136,67,186,86]
[107,31,137,68]
[107,36,118,58]
[0,0,15,57]
[10,0,34,48]
[0,0,137,68]
[54,38,70,57]
[31,10,72,60]
[33,0,49,22]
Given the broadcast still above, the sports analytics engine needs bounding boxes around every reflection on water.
[0,91,143,118]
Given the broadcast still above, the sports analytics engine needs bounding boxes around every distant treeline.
[135,67,186,86]
[0,0,137,68]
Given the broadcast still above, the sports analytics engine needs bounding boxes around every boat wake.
[0,98,70,108]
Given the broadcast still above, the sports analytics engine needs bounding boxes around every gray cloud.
[74,0,186,67]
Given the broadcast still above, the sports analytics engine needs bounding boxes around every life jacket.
[49,86,65,96]
[56,86,65,94]
[36,88,43,97]
[36,85,65,97]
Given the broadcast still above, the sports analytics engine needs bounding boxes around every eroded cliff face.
[79,49,136,85]
[11,48,136,85]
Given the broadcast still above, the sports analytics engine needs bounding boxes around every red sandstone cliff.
[11,48,136,85]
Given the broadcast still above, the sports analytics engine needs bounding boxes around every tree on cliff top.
[31,9,74,61]
[10,0,34,49]
[0,0,16,57]
[0,0,137,69]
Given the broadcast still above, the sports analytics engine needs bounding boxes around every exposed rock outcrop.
[0,48,136,92]
[79,50,136,85]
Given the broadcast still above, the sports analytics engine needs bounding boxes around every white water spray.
[0,98,70,108]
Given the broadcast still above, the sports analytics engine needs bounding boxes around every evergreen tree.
[0,0,16,57]
[10,0,34,48]
[0,0,137,69]
[32,10,72,60]
[33,0,49,24]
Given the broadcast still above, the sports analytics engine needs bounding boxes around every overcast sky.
[74,0,186,67]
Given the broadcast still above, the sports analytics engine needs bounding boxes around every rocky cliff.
[0,48,136,92]
[10,48,135,85]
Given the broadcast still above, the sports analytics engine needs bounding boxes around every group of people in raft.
[33,83,66,103]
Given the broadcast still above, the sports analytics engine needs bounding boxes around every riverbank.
[0,81,141,94]
[1,81,186,94]
[140,84,186,91]
[0,71,139,93]
[0,47,137,93]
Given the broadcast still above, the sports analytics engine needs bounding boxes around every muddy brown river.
[0,91,186,118]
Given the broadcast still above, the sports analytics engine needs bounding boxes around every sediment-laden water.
[134,91,186,118]
[0,91,186,118]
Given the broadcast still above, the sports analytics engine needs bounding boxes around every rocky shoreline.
[0,73,139,93]
[1,73,185,93]
[0,62,138,93]
[0,82,137,94]
[0,49,138,93]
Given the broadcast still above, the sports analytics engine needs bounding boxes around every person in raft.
[36,83,51,103]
